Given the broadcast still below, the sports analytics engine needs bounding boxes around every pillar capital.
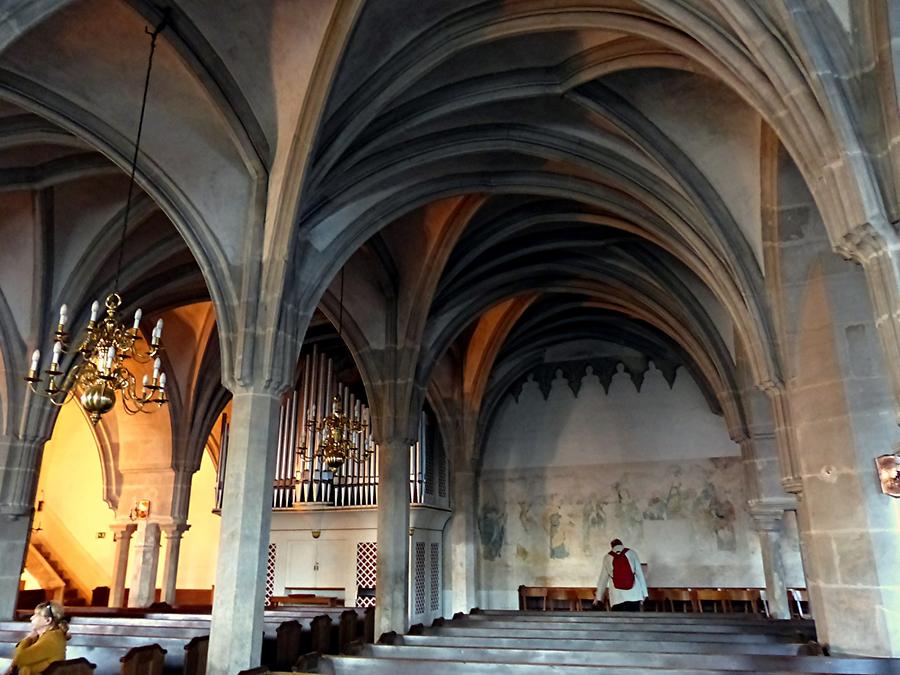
[0,434,50,516]
[833,221,892,264]
[781,476,804,496]
[161,522,190,539]
[110,522,137,539]
[219,314,302,399]
[748,498,795,532]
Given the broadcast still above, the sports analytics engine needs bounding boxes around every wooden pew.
[183,635,207,675]
[268,595,343,608]
[271,610,373,670]
[348,643,900,674]
[299,607,900,675]
[275,620,305,670]
[2,607,370,674]
[515,585,784,615]
[322,610,897,675]
[120,644,166,675]
[338,609,361,653]
[0,624,203,674]
[44,658,96,674]
[451,616,814,637]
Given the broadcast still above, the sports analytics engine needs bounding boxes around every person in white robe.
[593,538,648,611]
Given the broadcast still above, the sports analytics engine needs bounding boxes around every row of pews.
[314,609,899,674]
[0,605,375,673]
[520,585,810,616]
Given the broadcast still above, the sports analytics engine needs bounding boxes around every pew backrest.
[44,657,96,674]
[182,635,208,675]
[338,609,359,653]
[310,615,333,654]
[120,643,166,675]
[364,607,375,643]
[275,619,304,670]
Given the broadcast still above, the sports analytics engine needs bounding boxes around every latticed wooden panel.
[356,542,377,607]
[438,444,447,498]
[430,542,441,611]
[414,541,426,614]
[425,441,435,495]
[264,543,277,606]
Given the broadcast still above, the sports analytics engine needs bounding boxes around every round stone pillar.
[161,522,190,605]
[750,506,790,620]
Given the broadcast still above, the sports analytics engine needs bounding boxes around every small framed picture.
[875,454,900,498]
[132,499,151,519]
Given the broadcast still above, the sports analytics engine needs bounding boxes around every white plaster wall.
[484,364,737,470]
[606,69,764,270]
[478,366,761,609]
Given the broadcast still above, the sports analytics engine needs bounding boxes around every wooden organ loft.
[213,346,450,625]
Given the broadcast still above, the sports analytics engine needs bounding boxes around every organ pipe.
[213,350,434,509]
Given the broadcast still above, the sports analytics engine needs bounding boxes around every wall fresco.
[477,457,761,607]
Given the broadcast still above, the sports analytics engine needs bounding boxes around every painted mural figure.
[479,503,507,561]
[581,499,607,553]
[548,510,569,559]
[692,482,737,552]
[613,481,644,540]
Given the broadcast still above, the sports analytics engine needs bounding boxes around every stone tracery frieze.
[508,356,680,402]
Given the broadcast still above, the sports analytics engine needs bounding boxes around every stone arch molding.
[291,0,900,398]
[0,0,280,385]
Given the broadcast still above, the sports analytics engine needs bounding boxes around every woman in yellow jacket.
[3,601,67,675]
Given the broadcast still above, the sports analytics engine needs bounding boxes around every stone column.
[376,436,412,637]
[127,521,161,607]
[160,522,190,605]
[0,435,45,619]
[109,523,137,607]
[765,155,900,654]
[787,274,900,655]
[0,515,31,618]
[445,467,477,615]
[750,507,790,620]
[207,387,281,675]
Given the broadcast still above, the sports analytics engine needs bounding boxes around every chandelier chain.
[24,16,171,425]
[338,267,345,339]
[115,18,167,291]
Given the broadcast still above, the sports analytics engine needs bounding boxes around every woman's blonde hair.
[34,601,69,637]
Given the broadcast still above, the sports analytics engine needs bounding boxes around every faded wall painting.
[477,458,760,608]
[475,362,781,609]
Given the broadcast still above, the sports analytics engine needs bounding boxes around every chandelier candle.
[25,293,167,424]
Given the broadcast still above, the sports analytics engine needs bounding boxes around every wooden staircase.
[29,541,88,606]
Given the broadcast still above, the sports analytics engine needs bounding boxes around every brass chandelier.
[300,269,374,476]
[25,19,169,426]
[307,393,368,473]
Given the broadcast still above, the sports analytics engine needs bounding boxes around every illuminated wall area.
[174,449,220,589]
[22,399,221,599]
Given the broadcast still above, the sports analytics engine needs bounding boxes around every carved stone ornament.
[875,453,900,498]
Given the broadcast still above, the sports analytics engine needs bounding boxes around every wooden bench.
[517,585,777,614]
[120,644,166,675]
[0,646,165,675]
[0,627,204,674]
[320,610,897,675]
[361,643,899,673]
[2,606,372,674]
[268,595,344,608]
[44,658,96,674]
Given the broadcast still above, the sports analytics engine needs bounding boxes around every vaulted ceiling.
[0,0,895,465]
